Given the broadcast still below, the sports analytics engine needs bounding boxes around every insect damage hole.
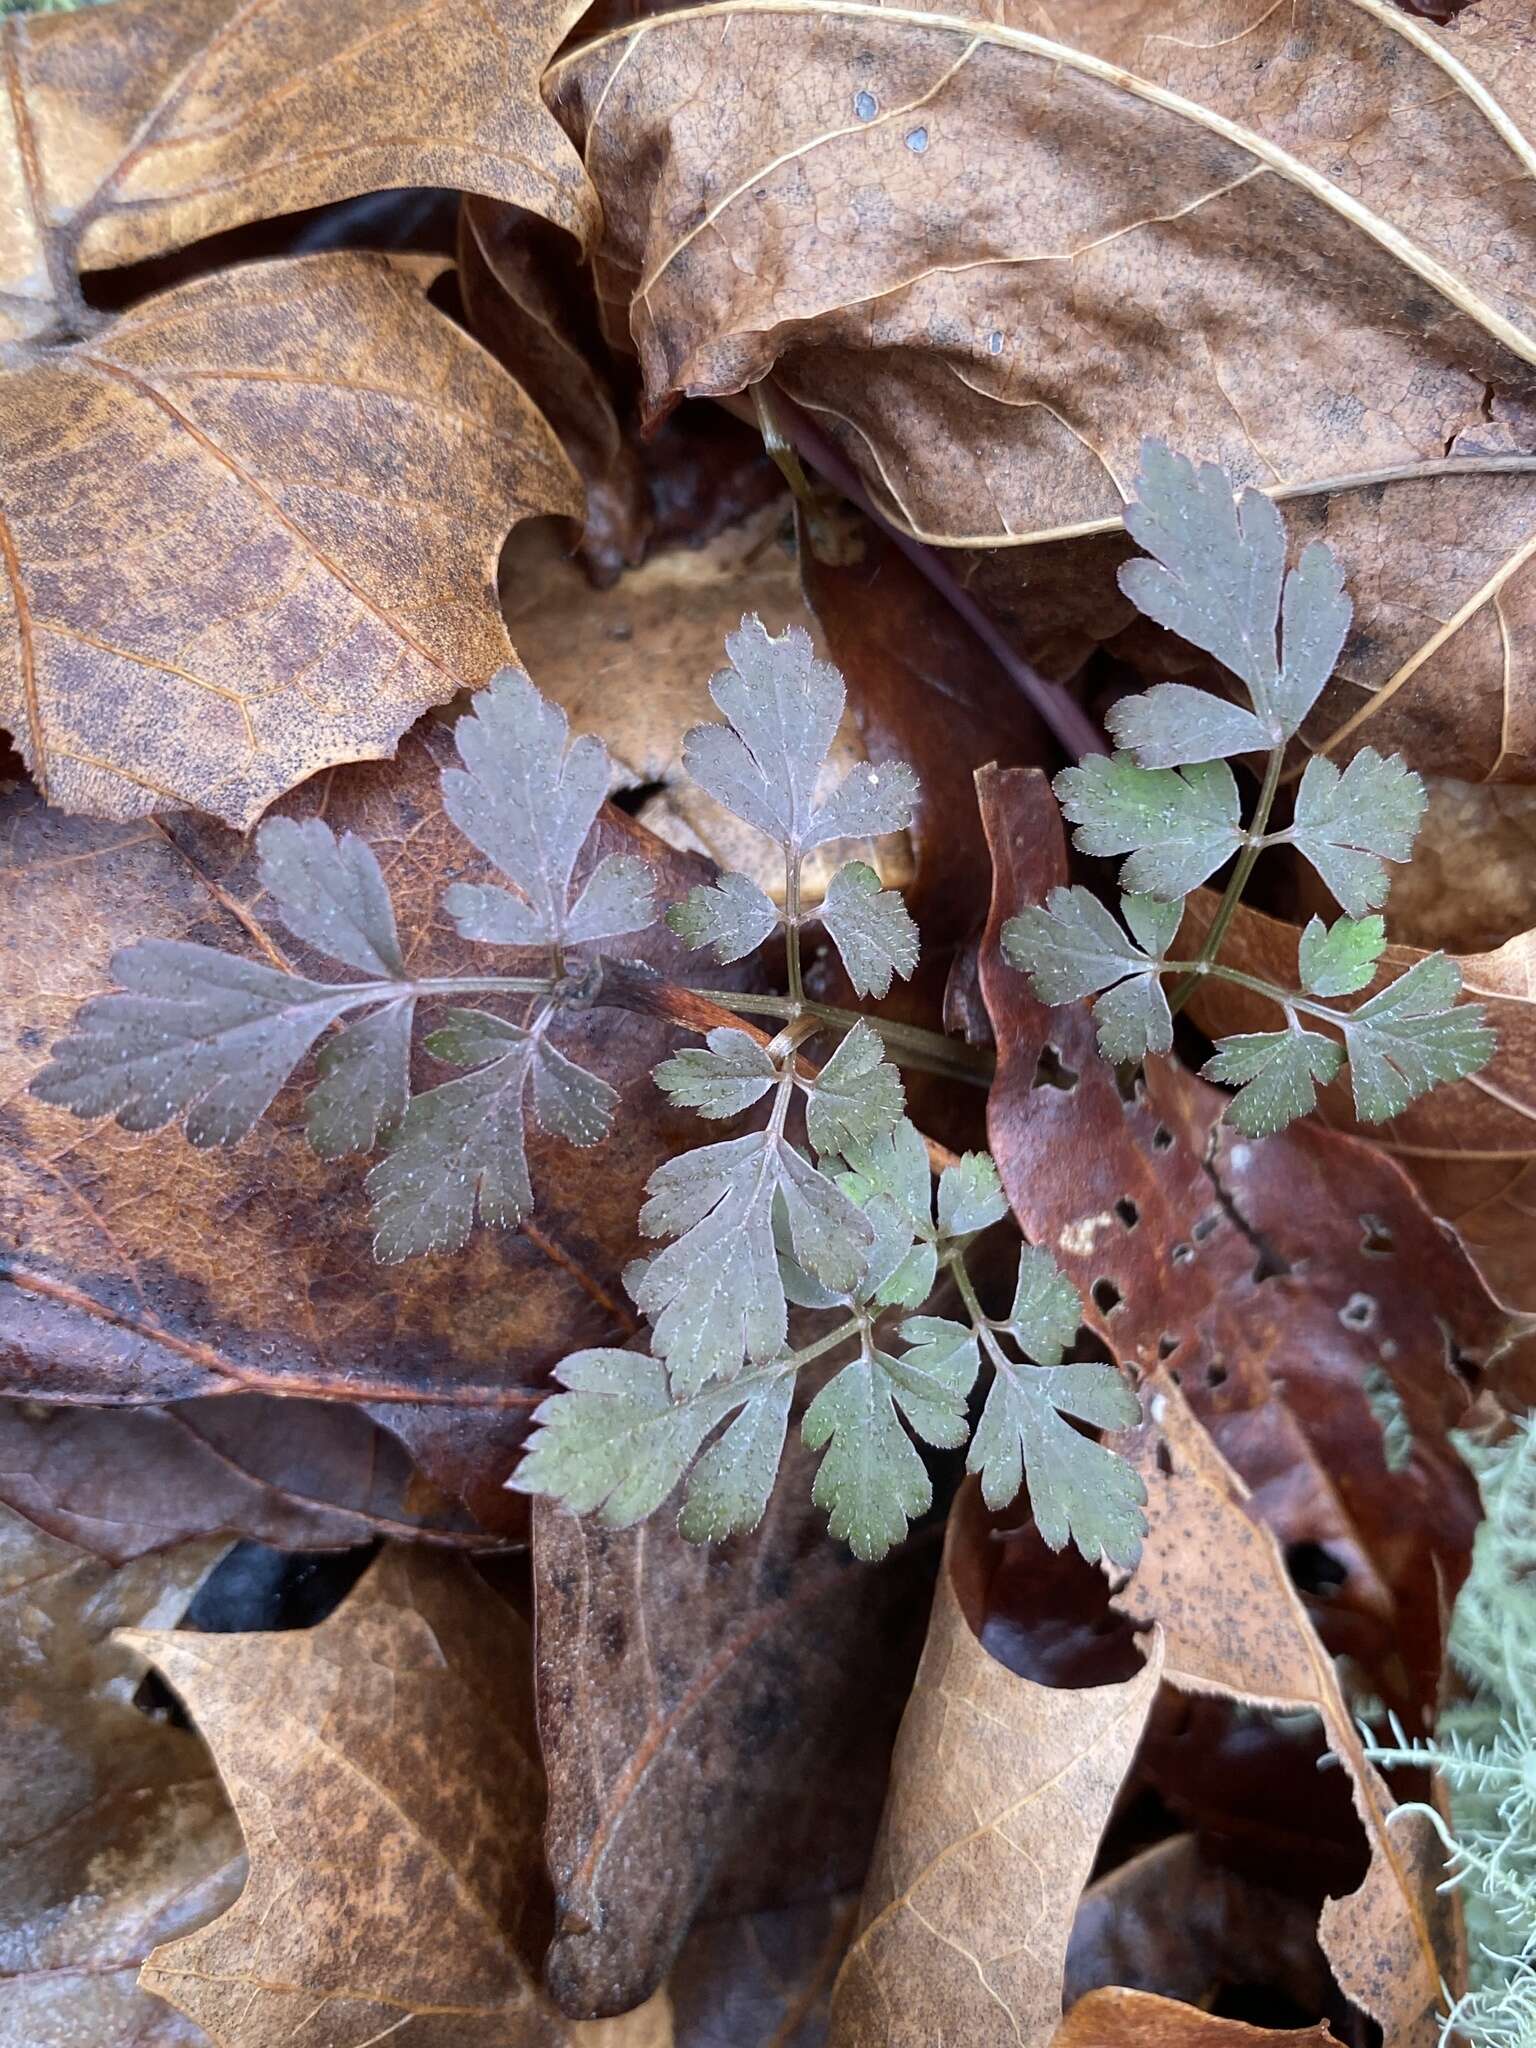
[1114,1197,1139,1229]
[1284,1541,1349,1599]
[1359,1214,1395,1258]
[1339,1292,1377,1331]
[1092,1277,1123,1315]
[1033,1043,1078,1093]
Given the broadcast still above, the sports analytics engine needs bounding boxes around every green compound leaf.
[681,616,917,852]
[818,860,920,998]
[968,1360,1146,1565]
[937,1151,1009,1239]
[440,666,655,948]
[804,1018,905,1157]
[1055,752,1243,899]
[635,1128,873,1391]
[1114,439,1351,755]
[654,1027,778,1120]
[1340,955,1498,1123]
[1004,1245,1084,1366]
[678,1373,796,1543]
[1298,913,1388,998]
[665,870,779,963]
[257,815,405,978]
[305,1003,414,1160]
[364,1013,618,1263]
[1203,1028,1344,1137]
[1003,886,1178,1063]
[804,1327,976,1561]
[1281,749,1427,917]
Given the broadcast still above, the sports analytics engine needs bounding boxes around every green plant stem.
[1168,743,1284,1016]
[1163,958,1343,1033]
[785,846,806,1010]
[698,990,995,1087]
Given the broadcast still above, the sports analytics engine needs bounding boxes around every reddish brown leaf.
[533,1423,932,2018]
[1055,1989,1339,2048]
[0,252,580,826]
[0,0,595,347]
[975,765,1505,1719]
[0,720,735,1531]
[0,1503,243,2046]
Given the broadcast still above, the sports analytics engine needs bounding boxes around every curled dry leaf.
[1179,888,1536,1330]
[0,1502,244,2047]
[0,252,580,826]
[0,1394,482,1565]
[0,724,741,1534]
[501,505,909,906]
[125,1546,611,2047]
[549,0,1536,784]
[1111,1379,1456,2048]
[0,0,595,347]
[976,766,1505,1719]
[532,1425,930,2018]
[827,1482,1164,2047]
[1054,1989,1339,2048]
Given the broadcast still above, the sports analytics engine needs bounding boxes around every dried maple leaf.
[0,720,741,1533]
[0,252,579,826]
[548,0,1536,784]
[976,765,1509,1720]
[826,1481,1162,2044]
[0,0,594,348]
[532,1420,930,2016]
[1111,1379,1456,2048]
[124,1546,632,2046]
[1178,888,1536,1339]
[1054,1990,1339,2048]
[0,1502,244,2047]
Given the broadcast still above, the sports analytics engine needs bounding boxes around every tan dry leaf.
[0,0,595,347]
[827,1483,1164,2047]
[0,1503,243,2047]
[1054,1989,1339,2048]
[1113,1378,1456,2048]
[124,1546,660,2047]
[1178,890,1536,1322]
[0,250,580,826]
[548,0,1536,783]
[500,505,912,904]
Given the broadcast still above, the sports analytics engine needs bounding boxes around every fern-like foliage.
[1364,1419,1536,2048]
[1002,440,1496,1136]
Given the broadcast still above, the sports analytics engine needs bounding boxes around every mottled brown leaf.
[549,0,1536,784]
[0,721,732,1532]
[1054,1989,1339,2048]
[0,252,580,826]
[0,0,595,347]
[976,766,1507,1719]
[533,1424,931,2018]
[0,1502,243,2047]
[124,1547,583,2045]
[1179,888,1536,1331]
[0,1394,481,1565]
[827,1482,1163,2047]
[1113,1379,1455,2048]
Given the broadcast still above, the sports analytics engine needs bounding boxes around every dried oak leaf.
[0,721,731,1534]
[1179,889,1536,1331]
[976,765,1505,1720]
[826,1481,1164,2047]
[0,1502,244,2047]
[1055,1990,1338,2048]
[0,1393,482,1565]
[0,251,580,826]
[548,0,1536,784]
[532,1419,931,2017]
[123,1545,656,2047]
[0,0,595,348]
[1111,1379,1456,2048]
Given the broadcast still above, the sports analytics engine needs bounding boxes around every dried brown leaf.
[548,0,1536,783]
[667,1896,856,2048]
[976,766,1503,1718]
[1054,1989,1339,2048]
[0,721,731,1532]
[0,252,579,826]
[533,1427,931,2018]
[826,1482,1164,2047]
[0,1503,243,2046]
[0,0,594,347]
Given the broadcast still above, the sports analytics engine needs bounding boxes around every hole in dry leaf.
[1152,1125,1174,1150]
[853,88,877,119]
[1114,1197,1139,1228]
[987,329,1004,354]
[1157,1334,1179,1359]
[1192,1213,1220,1242]
[1092,1277,1123,1315]
[1115,1064,1140,1106]
[905,126,929,152]
[1033,1044,1078,1093]
[609,778,669,818]
[1283,1541,1348,1598]
[1205,1361,1228,1388]
[1359,1214,1395,1258]
[1171,1242,1193,1266]
[1339,1292,1376,1331]
[1155,1440,1175,1476]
